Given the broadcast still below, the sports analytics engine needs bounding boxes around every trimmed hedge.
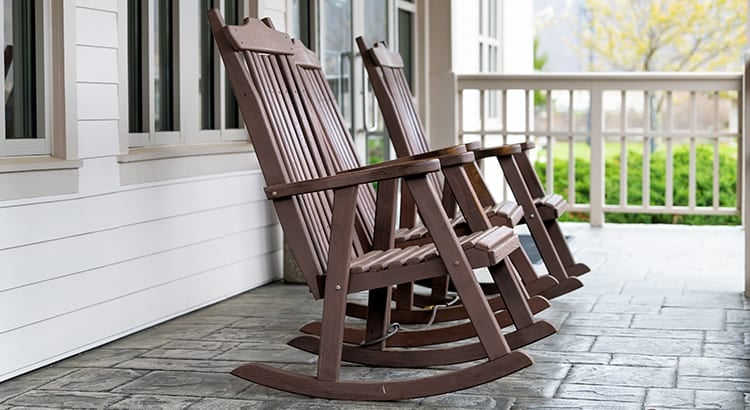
[534,145,741,225]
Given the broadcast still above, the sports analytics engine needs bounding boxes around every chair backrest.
[357,38,495,210]
[289,40,377,247]
[356,39,429,158]
[208,11,370,298]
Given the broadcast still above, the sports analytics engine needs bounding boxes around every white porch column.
[422,0,456,149]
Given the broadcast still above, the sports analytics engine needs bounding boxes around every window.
[397,0,415,91]
[126,0,246,149]
[0,0,48,156]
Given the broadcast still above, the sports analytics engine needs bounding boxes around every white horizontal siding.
[77,83,119,120]
[77,46,118,83]
[0,199,276,292]
[78,120,120,158]
[76,7,118,48]
[77,0,118,12]
[0,224,281,334]
[0,172,267,249]
[0,249,282,382]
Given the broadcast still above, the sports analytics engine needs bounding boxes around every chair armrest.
[472,144,523,160]
[265,158,440,199]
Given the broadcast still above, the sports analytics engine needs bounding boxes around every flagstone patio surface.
[1,223,747,409]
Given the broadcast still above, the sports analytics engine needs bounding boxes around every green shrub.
[534,145,740,225]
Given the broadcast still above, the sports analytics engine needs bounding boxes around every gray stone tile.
[523,334,595,352]
[187,398,274,409]
[0,368,77,402]
[644,388,694,408]
[136,323,228,340]
[113,371,250,398]
[631,307,726,331]
[115,357,246,373]
[54,348,147,368]
[666,293,743,309]
[609,354,678,368]
[511,397,642,409]
[563,313,633,328]
[213,343,318,364]
[511,363,571,380]
[167,314,245,327]
[590,336,701,356]
[530,351,611,365]
[142,340,237,360]
[38,368,145,392]
[590,303,661,314]
[678,357,750,378]
[564,365,675,388]
[676,376,750,392]
[694,390,745,409]
[5,390,125,409]
[203,327,291,343]
[559,325,703,340]
[703,343,745,359]
[556,384,645,403]
[419,394,513,409]
[461,378,560,398]
[705,330,744,344]
[109,394,200,409]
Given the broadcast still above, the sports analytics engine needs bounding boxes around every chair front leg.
[317,186,359,381]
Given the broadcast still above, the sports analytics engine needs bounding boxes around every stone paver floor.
[1,223,748,409]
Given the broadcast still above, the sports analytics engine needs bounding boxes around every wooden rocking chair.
[357,37,589,299]
[280,33,555,349]
[209,11,555,400]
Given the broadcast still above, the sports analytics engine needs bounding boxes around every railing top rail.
[456,72,742,91]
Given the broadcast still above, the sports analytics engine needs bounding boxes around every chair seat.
[353,226,519,274]
[394,202,523,243]
[536,194,567,220]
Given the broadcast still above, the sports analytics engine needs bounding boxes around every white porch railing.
[455,72,743,227]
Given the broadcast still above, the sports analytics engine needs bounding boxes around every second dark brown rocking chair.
[209,10,555,401]
[357,37,590,299]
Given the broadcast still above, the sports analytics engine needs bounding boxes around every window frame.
[123,0,248,150]
[0,0,50,157]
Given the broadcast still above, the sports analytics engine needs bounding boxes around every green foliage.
[533,36,548,108]
[534,145,740,225]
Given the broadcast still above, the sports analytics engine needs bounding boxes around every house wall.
[0,0,285,382]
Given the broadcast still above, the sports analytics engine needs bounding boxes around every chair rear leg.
[545,218,590,276]
[364,287,393,350]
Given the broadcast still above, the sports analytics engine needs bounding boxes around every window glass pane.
[321,0,352,125]
[128,0,145,133]
[397,9,413,91]
[364,0,387,42]
[291,0,311,48]
[199,0,216,129]
[224,0,240,129]
[154,0,177,132]
[5,0,38,139]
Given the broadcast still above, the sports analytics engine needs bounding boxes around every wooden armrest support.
[265,158,440,199]
[472,144,523,160]
[518,141,535,151]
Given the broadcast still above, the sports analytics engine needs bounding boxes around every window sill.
[0,156,81,201]
[118,142,254,163]
[0,156,82,173]
[118,142,259,185]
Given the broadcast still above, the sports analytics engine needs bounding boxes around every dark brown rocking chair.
[357,37,589,299]
[274,25,555,348]
[209,11,556,400]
